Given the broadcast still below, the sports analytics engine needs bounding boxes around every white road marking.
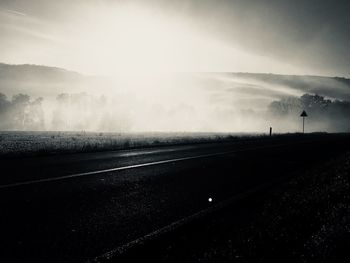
[116,146,194,157]
[0,150,236,189]
[0,142,300,189]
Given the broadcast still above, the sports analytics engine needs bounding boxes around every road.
[0,134,350,262]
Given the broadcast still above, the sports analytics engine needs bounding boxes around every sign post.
[300,110,308,133]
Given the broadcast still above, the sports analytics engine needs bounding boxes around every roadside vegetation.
[0,131,263,158]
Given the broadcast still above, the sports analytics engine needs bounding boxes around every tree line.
[1,92,349,132]
[269,94,350,132]
[0,93,44,130]
[0,92,130,131]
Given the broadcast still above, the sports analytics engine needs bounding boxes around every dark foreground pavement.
[0,134,350,262]
[121,151,350,263]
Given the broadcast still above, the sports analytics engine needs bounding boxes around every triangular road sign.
[300,110,308,117]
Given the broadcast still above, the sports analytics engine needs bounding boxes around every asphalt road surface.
[1,134,350,262]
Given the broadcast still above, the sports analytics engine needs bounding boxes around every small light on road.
[208,197,213,202]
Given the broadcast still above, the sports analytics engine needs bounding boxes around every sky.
[0,0,349,77]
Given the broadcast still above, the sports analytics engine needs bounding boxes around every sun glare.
[53,4,301,76]
[72,6,198,74]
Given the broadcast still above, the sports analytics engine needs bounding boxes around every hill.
[0,63,92,97]
[226,72,350,100]
[1,63,350,101]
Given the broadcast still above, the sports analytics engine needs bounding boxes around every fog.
[0,1,349,133]
[1,67,349,133]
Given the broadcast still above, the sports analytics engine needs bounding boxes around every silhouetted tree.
[11,94,30,129]
[268,96,301,115]
[0,93,12,129]
[27,97,45,130]
[0,93,45,130]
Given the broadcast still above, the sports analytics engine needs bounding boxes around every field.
[0,131,264,158]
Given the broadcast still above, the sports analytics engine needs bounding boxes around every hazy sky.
[0,0,349,77]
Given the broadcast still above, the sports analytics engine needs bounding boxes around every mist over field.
[1,0,349,134]
[0,64,349,133]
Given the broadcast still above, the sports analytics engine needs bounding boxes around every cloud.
[0,7,27,17]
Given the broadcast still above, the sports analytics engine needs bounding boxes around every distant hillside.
[0,63,349,101]
[0,63,82,82]
[0,63,90,98]
[225,72,350,100]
